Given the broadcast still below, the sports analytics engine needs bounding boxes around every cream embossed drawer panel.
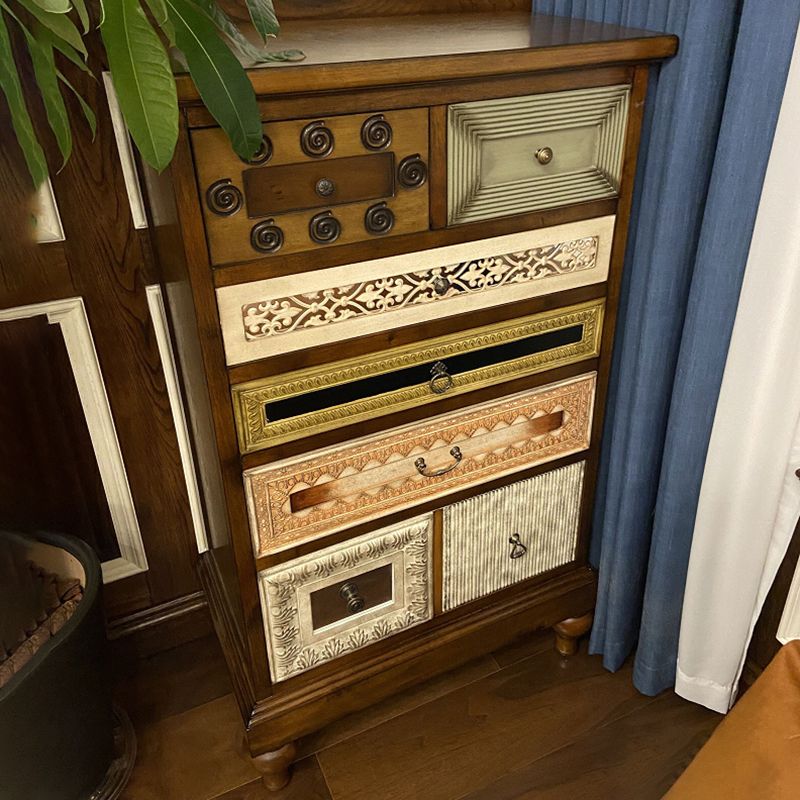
[259,514,433,682]
[217,216,614,365]
[448,86,629,225]
[442,461,585,612]
[244,372,596,556]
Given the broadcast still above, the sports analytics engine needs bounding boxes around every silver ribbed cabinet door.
[442,461,585,611]
[448,85,630,225]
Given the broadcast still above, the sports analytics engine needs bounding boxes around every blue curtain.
[532,0,800,693]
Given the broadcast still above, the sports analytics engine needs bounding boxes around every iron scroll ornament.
[250,219,284,254]
[364,202,395,235]
[361,114,393,151]
[397,154,428,189]
[301,120,334,158]
[205,179,242,216]
[309,210,341,244]
[240,134,273,165]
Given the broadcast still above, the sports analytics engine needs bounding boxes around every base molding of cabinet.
[552,612,594,656]
[245,565,596,753]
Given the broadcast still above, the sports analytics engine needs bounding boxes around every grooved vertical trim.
[442,461,585,611]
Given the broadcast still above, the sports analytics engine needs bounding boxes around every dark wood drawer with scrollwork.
[191,109,429,266]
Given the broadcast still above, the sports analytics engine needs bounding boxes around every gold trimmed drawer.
[448,86,630,225]
[259,514,433,682]
[244,373,596,556]
[233,299,604,453]
[217,215,614,365]
[192,108,429,266]
[442,461,585,612]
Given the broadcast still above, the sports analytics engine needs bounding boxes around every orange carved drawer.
[244,373,596,557]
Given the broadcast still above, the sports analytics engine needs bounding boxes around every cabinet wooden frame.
[144,12,671,786]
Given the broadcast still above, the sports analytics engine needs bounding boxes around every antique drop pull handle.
[339,582,365,614]
[429,361,454,395]
[315,178,335,197]
[535,146,554,165]
[415,446,462,478]
[509,533,528,559]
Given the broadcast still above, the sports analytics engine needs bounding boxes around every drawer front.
[244,373,596,556]
[232,299,604,453]
[259,514,433,682]
[448,86,629,225]
[442,461,584,611]
[218,215,614,365]
[192,109,429,266]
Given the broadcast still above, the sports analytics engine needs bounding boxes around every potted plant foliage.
[0,0,297,186]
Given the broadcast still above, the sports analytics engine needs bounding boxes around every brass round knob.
[315,178,335,197]
[535,147,554,165]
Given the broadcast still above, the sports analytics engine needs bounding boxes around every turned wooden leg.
[252,742,297,792]
[552,612,593,656]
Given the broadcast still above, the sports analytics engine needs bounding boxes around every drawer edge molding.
[232,299,604,452]
[217,215,615,365]
[244,372,596,557]
[259,514,433,682]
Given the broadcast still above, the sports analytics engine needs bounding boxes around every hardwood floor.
[114,631,720,800]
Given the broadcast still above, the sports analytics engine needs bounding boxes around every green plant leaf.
[0,10,48,186]
[244,0,278,41]
[30,0,72,13]
[71,0,89,32]
[100,0,177,171]
[56,67,96,137]
[27,24,71,167]
[191,0,267,64]
[17,0,86,57]
[165,0,261,159]
[143,0,174,44]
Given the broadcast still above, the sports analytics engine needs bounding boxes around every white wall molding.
[0,297,147,582]
[146,284,209,553]
[33,178,66,244]
[102,71,148,230]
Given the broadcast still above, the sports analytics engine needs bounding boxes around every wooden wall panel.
[0,33,202,640]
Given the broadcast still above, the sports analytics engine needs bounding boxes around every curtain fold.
[532,0,800,694]
[676,25,800,713]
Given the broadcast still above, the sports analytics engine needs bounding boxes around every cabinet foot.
[552,612,593,656]
[252,741,297,792]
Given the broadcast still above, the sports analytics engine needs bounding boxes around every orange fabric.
[665,641,800,799]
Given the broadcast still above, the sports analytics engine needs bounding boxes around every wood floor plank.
[317,647,649,800]
[491,628,554,669]
[459,691,720,800]
[300,654,498,757]
[212,757,332,800]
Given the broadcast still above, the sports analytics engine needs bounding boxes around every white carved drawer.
[259,514,433,682]
[448,85,629,225]
[216,216,614,365]
[244,372,596,556]
[442,461,585,612]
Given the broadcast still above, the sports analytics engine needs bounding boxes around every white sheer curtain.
[674,25,800,713]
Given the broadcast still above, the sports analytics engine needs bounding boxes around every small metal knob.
[433,276,450,296]
[315,178,335,197]
[429,362,454,395]
[535,147,554,165]
[509,533,528,559]
[339,582,365,614]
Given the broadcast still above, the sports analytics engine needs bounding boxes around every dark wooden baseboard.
[107,590,213,659]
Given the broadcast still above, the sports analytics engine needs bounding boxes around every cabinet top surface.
[175,12,677,100]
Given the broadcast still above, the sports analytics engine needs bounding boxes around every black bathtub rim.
[0,529,102,701]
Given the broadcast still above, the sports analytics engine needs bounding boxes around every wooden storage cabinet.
[259,514,433,682]
[442,461,585,612]
[148,12,676,791]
